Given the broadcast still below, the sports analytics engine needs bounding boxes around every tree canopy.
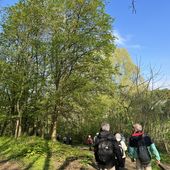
[0,0,169,153]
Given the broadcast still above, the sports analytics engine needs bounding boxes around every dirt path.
[1,157,169,170]
[125,158,136,169]
[0,157,135,170]
[0,160,21,170]
[61,157,136,170]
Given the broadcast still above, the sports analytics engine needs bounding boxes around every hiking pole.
[158,163,167,170]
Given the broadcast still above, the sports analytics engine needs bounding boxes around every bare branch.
[131,0,136,14]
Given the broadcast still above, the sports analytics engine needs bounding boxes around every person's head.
[115,133,121,141]
[101,122,110,132]
[133,123,143,132]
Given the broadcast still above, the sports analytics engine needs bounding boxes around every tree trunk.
[15,118,20,138]
[34,121,37,136]
[163,141,170,154]
[18,117,22,137]
[51,120,57,141]
[0,121,7,136]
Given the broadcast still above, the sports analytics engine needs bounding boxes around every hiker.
[63,136,67,144]
[128,123,161,170]
[67,136,72,145]
[57,134,62,141]
[115,133,127,170]
[87,135,93,151]
[94,132,99,143]
[94,123,123,170]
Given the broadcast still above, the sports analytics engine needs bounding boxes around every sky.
[105,0,170,89]
[0,0,170,89]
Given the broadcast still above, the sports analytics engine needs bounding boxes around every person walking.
[128,123,161,170]
[87,135,93,151]
[94,123,123,170]
[115,133,127,170]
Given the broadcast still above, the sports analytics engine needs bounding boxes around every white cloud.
[152,78,170,89]
[113,30,126,46]
[113,29,142,49]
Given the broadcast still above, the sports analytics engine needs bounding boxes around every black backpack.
[97,138,114,163]
[137,136,151,165]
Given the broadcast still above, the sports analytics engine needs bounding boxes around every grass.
[0,136,169,170]
[0,136,94,170]
[150,152,170,170]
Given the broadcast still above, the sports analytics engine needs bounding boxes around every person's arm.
[145,135,161,163]
[150,143,161,161]
[121,141,127,151]
[128,137,135,161]
[113,142,124,167]
[128,146,135,161]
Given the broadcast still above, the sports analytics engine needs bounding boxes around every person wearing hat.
[115,133,127,170]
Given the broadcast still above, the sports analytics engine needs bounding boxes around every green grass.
[0,136,94,170]
[0,136,169,170]
[150,152,170,170]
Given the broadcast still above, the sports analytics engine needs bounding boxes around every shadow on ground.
[58,156,97,170]
[43,141,52,170]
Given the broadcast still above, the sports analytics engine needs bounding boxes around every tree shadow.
[88,160,98,169]
[58,156,97,170]
[0,139,12,154]
[0,159,11,163]
[23,156,40,170]
[58,157,78,170]
[43,140,52,170]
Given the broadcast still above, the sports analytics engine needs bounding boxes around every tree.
[0,0,116,140]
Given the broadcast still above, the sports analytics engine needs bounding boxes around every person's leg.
[109,166,116,170]
[144,164,152,170]
[136,159,144,170]
[98,164,106,170]
[122,158,126,167]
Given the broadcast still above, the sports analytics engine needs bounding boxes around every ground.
[0,157,136,170]
[0,150,170,170]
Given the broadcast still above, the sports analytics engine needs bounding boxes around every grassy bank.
[0,136,169,170]
[0,136,94,170]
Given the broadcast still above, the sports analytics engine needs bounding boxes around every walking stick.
[158,163,168,170]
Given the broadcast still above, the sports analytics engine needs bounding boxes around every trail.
[1,153,170,170]
[0,160,21,170]
[0,157,136,170]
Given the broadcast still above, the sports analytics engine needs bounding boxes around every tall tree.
[0,0,116,140]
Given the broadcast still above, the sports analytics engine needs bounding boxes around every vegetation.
[0,136,94,169]
[0,136,169,170]
[0,0,169,168]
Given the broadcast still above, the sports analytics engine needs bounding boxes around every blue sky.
[106,0,170,89]
[1,0,170,88]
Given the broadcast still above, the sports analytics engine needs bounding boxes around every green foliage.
[0,136,94,169]
[0,0,169,156]
[0,0,117,140]
[0,136,169,169]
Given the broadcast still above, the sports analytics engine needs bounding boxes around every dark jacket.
[129,132,152,147]
[94,130,124,169]
[128,132,160,161]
